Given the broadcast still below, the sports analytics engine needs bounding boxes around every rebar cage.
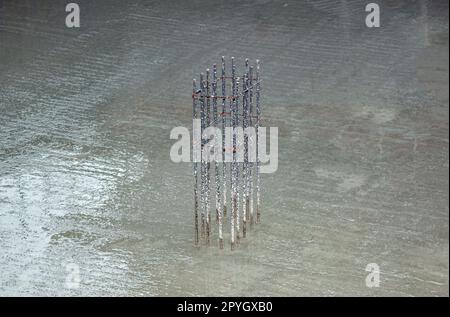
[192,57,261,250]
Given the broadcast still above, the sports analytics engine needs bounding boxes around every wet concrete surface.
[0,0,448,296]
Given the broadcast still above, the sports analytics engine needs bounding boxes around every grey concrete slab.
[0,0,448,296]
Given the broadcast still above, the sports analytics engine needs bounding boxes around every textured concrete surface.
[0,0,448,296]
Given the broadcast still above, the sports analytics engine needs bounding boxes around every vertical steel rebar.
[199,73,206,239]
[235,74,241,244]
[248,65,255,226]
[212,64,223,249]
[242,60,249,238]
[255,60,261,224]
[205,68,211,246]
[193,79,199,245]
[230,57,236,250]
[221,57,227,219]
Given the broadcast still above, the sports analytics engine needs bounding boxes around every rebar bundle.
[192,57,261,250]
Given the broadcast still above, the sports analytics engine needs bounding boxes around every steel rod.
[199,73,206,240]
[193,79,199,245]
[205,68,211,246]
[212,64,224,249]
[230,57,237,250]
[221,56,227,220]
[255,60,261,224]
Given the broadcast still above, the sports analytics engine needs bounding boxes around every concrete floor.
[0,0,448,296]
